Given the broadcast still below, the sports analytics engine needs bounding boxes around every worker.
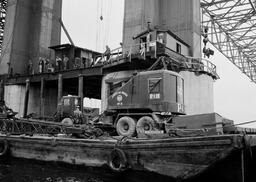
[81,58,86,68]
[157,33,164,44]
[63,55,69,70]
[0,100,16,118]
[38,57,44,73]
[44,59,49,72]
[103,45,111,60]
[146,33,151,52]
[89,57,94,67]
[27,59,33,75]
[74,105,83,124]
[140,43,146,59]
[47,63,54,73]
[56,56,62,71]
[74,57,81,69]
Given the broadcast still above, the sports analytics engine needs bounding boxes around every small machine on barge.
[0,28,256,182]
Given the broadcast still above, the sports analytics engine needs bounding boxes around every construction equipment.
[102,69,185,137]
[58,18,75,46]
[0,96,103,137]
[50,69,185,137]
[55,95,82,124]
[0,100,17,119]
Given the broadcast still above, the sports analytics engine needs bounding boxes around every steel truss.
[0,117,104,138]
[0,0,7,55]
[0,118,95,136]
[0,119,70,135]
[201,0,256,83]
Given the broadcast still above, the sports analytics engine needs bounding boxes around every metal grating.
[0,0,7,55]
[201,0,256,83]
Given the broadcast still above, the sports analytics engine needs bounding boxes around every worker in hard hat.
[56,56,62,71]
[38,57,44,73]
[63,55,69,70]
[103,45,111,60]
[74,105,83,124]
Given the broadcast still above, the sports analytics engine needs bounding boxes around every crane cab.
[106,69,185,137]
[107,69,185,114]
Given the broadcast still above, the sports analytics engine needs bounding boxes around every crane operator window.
[148,78,162,99]
[63,98,70,106]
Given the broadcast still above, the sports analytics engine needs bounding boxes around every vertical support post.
[58,74,63,103]
[241,150,245,182]
[23,79,30,118]
[40,78,45,118]
[0,79,4,101]
[78,75,84,111]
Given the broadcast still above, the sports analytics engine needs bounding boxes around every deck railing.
[184,56,218,78]
[12,41,218,80]
[102,42,218,79]
[106,41,158,62]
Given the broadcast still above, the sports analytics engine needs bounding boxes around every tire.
[109,148,127,172]
[136,116,156,134]
[61,118,73,126]
[0,140,9,157]
[116,116,136,137]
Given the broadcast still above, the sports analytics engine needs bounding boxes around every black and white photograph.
[0,0,256,181]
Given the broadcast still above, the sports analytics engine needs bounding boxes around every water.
[0,157,173,182]
[0,156,247,182]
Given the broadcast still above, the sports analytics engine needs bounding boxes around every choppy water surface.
[0,158,173,182]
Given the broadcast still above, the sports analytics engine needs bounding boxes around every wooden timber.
[5,66,103,85]
[23,79,30,118]
[0,134,255,181]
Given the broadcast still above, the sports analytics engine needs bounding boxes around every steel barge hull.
[1,134,256,181]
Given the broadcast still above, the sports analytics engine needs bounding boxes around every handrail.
[101,43,218,79]
[103,41,158,63]
[184,56,218,78]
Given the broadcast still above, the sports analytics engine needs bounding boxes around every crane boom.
[58,18,75,46]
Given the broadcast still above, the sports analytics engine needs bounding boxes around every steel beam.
[201,0,256,83]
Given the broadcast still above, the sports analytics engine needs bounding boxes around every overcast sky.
[62,0,256,126]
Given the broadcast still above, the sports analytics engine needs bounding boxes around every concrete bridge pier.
[0,0,62,117]
[122,0,214,115]
[4,82,58,118]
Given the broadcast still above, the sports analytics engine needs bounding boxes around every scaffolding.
[0,0,255,82]
[201,0,256,83]
[0,0,7,55]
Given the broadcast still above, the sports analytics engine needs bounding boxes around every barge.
[1,118,256,182]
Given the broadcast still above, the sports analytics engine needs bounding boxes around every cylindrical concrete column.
[40,78,45,118]
[78,75,84,110]
[23,79,30,118]
[0,0,62,75]
[57,74,63,103]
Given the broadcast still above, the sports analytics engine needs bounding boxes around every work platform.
[5,66,103,85]
[0,28,219,117]
[4,41,218,85]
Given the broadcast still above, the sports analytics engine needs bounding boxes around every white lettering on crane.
[149,93,160,99]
